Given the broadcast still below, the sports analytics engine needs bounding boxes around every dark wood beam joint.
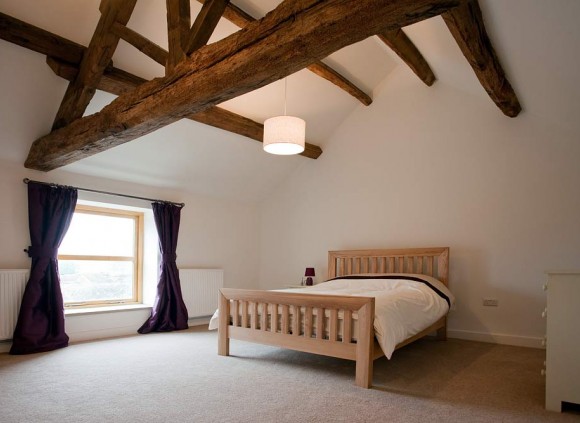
[186,0,230,55]
[111,22,168,67]
[197,0,372,106]
[51,0,137,130]
[166,0,191,73]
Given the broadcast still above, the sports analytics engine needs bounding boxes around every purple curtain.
[138,202,188,333]
[10,182,77,355]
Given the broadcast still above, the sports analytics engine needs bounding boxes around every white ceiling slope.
[1,0,579,202]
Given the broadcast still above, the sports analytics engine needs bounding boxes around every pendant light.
[263,77,305,155]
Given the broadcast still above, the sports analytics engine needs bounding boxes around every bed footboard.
[218,288,375,388]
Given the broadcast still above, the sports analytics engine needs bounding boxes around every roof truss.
[0,0,521,173]
[207,0,436,89]
[0,10,322,160]
[196,0,373,106]
[51,0,137,130]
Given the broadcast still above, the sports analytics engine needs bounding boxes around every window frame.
[58,204,144,308]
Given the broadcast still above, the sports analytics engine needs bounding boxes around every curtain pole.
[23,178,185,208]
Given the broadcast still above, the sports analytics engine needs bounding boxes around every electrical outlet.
[483,298,499,307]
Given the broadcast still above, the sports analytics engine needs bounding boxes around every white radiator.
[179,269,223,318]
[0,270,28,341]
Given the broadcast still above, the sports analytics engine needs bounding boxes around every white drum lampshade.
[263,115,306,155]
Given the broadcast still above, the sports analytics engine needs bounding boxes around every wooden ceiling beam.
[442,0,521,117]
[186,0,230,55]
[189,108,322,159]
[25,0,459,171]
[198,0,372,106]
[111,22,168,67]
[46,56,145,96]
[51,0,137,130]
[166,0,191,73]
[0,12,85,64]
[219,1,254,27]
[378,29,436,86]
[46,57,322,159]
[1,11,321,159]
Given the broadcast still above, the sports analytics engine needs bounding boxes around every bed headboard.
[327,247,449,286]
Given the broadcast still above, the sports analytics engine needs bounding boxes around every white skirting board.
[447,329,544,349]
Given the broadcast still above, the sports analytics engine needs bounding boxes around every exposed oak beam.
[307,62,373,106]
[26,0,459,171]
[166,0,191,73]
[186,0,229,54]
[111,22,168,67]
[2,12,321,159]
[51,0,137,130]
[189,108,322,159]
[442,0,521,117]
[0,12,84,64]
[198,0,372,106]
[378,29,436,86]
[46,57,322,159]
[219,1,254,27]
[46,56,145,96]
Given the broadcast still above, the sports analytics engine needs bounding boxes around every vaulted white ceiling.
[1,0,579,201]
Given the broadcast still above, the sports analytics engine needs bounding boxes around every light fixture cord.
[284,77,287,116]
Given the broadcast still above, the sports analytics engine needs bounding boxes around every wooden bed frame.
[218,247,450,388]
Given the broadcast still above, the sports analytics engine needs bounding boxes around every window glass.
[59,212,135,257]
[60,260,134,303]
[58,205,143,307]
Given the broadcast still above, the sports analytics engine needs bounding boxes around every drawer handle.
[541,308,547,318]
[543,283,548,291]
[541,337,547,347]
[541,369,546,376]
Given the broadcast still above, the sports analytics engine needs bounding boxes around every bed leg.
[218,330,230,356]
[355,355,373,388]
[218,291,230,356]
[355,301,374,388]
[436,321,447,341]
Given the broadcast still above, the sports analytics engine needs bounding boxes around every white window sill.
[65,304,152,316]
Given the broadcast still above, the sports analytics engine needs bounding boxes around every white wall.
[259,67,580,347]
[0,160,260,347]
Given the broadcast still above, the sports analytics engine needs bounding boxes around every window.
[58,205,144,308]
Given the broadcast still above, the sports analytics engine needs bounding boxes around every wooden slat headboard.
[327,247,449,286]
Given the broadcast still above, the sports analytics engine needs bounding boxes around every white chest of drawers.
[545,271,580,412]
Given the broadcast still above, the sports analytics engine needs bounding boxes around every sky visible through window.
[59,212,135,257]
[59,211,136,304]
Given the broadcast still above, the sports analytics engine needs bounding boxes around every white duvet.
[208,273,454,359]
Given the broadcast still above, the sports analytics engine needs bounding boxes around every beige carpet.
[0,327,578,423]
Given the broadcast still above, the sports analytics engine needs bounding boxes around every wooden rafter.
[197,0,372,106]
[51,0,137,130]
[25,0,460,171]
[46,57,143,96]
[46,57,322,159]
[189,108,323,159]
[0,12,322,159]
[0,12,85,64]
[166,0,191,73]
[111,22,168,67]
[186,0,229,55]
[442,0,521,117]
[378,29,436,86]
